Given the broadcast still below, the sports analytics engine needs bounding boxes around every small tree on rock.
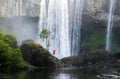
[39,28,51,50]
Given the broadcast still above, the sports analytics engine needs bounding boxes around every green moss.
[81,34,105,51]
[22,40,42,47]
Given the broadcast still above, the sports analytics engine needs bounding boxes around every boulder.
[20,40,61,68]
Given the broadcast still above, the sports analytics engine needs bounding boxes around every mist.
[0,16,39,45]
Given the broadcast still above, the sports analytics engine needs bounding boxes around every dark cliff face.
[81,14,106,36]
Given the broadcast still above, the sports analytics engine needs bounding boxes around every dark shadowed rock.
[20,40,61,68]
[61,50,120,73]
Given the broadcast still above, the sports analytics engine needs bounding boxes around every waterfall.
[69,0,84,56]
[38,0,84,58]
[106,0,115,51]
[39,0,70,59]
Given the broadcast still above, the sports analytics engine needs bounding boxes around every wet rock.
[61,50,120,73]
[20,40,62,68]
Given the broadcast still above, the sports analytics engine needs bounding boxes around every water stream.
[38,0,84,59]
[106,0,115,51]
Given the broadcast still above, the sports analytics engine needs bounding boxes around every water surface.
[0,68,102,79]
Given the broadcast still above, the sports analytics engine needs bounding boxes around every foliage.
[39,28,51,50]
[0,37,27,73]
[0,29,16,46]
[2,35,16,46]
[112,27,120,52]
[81,34,105,51]
[39,28,51,39]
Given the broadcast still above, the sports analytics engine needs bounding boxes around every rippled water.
[0,68,102,79]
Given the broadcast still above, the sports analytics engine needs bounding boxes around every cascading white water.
[39,0,70,59]
[69,0,84,56]
[38,0,84,58]
[106,0,115,51]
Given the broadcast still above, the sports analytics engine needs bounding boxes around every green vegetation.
[0,28,3,34]
[39,28,51,50]
[81,34,105,51]
[0,39,27,73]
[0,30,27,73]
[0,28,16,46]
[112,27,120,52]
[1,34,16,46]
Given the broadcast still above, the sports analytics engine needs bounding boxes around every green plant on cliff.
[81,34,105,51]
[39,28,51,50]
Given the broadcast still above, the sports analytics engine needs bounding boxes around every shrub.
[39,28,51,50]
[0,39,27,73]
[0,34,16,46]
[0,33,17,48]
[81,34,105,51]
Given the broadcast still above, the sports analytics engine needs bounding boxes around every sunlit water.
[0,68,102,79]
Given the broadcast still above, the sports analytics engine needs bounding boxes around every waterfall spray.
[38,0,84,58]
[69,0,84,56]
[106,0,115,51]
[39,0,70,59]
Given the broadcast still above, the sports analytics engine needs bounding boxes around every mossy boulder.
[20,40,61,68]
